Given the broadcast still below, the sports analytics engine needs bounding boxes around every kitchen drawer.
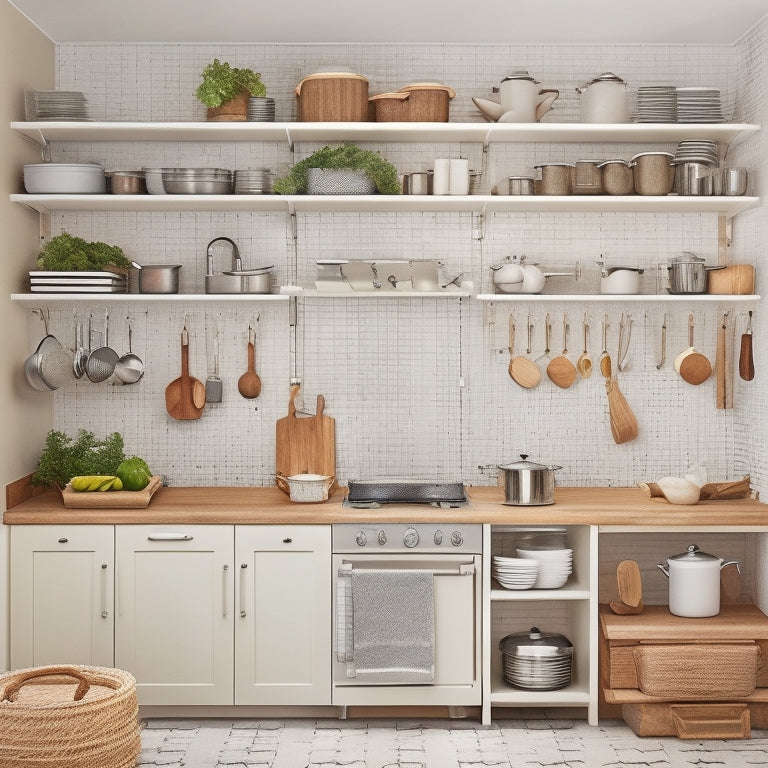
[606,640,766,692]
[622,701,757,739]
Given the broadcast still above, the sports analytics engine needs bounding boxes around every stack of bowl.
[234,169,271,194]
[515,547,573,588]
[248,97,276,121]
[23,162,106,194]
[161,168,232,194]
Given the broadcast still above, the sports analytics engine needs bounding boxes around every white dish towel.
[350,568,435,683]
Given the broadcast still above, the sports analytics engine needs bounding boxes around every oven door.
[332,553,481,706]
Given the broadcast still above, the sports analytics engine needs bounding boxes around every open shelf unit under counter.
[482,524,599,725]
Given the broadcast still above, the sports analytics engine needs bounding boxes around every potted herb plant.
[35,231,131,273]
[272,143,401,195]
[195,58,267,121]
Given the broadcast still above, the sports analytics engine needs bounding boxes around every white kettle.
[495,71,559,123]
[576,72,629,123]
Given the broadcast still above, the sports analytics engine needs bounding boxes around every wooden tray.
[61,475,162,508]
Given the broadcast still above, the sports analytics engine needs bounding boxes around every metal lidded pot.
[499,454,561,506]
[667,251,723,294]
[499,627,573,690]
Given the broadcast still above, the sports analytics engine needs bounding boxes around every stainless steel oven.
[332,522,482,707]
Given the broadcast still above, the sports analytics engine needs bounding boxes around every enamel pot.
[657,544,739,617]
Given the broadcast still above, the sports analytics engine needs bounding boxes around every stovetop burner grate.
[346,480,467,505]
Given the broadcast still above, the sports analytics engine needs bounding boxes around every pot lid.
[499,627,573,656]
[501,70,538,84]
[603,266,644,275]
[670,251,705,264]
[668,544,719,562]
[499,454,550,471]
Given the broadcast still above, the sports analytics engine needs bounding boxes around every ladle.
[114,318,144,384]
[547,314,578,389]
[237,322,262,399]
[576,313,593,378]
[599,314,612,378]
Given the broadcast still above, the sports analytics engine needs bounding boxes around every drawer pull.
[147,533,193,541]
[58,538,68,544]
[283,537,293,544]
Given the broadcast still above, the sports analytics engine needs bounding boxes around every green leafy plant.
[31,430,127,491]
[36,232,131,272]
[272,143,401,195]
[195,58,266,108]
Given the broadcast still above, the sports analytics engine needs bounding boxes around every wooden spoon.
[605,374,638,444]
[165,326,205,421]
[576,314,593,378]
[599,314,612,378]
[679,313,712,385]
[547,315,578,389]
[739,310,754,381]
[509,313,541,388]
[237,324,262,399]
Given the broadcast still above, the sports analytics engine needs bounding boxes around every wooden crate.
[623,702,751,739]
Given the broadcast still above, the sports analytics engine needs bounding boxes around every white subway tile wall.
[35,35,764,491]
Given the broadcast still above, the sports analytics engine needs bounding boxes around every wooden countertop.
[4,485,768,526]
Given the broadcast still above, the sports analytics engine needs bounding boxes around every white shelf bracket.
[718,214,733,264]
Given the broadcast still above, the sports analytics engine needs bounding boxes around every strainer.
[85,310,118,383]
[24,309,73,391]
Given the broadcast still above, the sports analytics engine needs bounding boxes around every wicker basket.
[633,644,759,699]
[371,83,455,122]
[295,72,369,122]
[0,665,141,768]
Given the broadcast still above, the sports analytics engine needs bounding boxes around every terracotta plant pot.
[206,89,250,121]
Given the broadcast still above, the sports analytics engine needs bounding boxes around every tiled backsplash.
[34,34,765,492]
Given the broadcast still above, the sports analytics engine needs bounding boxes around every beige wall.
[1,0,54,670]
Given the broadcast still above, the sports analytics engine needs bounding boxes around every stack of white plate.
[29,271,127,293]
[515,548,573,589]
[676,87,724,123]
[634,86,677,123]
[491,556,538,590]
[234,168,271,194]
[673,139,719,166]
[247,97,276,121]
[25,90,89,121]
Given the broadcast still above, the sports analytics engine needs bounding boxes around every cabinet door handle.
[58,537,68,544]
[283,537,293,544]
[147,533,193,541]
[222,564,229,618]
[100,563,108,619]
[239,563,247,618]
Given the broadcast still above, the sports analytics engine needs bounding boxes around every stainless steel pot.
[667,252,723,294]
[132,262,181,294]
[499,627,573,690]
[222,266,274,294]
[499,454,561,506]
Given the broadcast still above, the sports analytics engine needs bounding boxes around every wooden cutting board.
[275,384,336,494]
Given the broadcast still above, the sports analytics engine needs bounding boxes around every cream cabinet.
[10,525,114,669]
[235,525,331,705]
[114,524,234,705]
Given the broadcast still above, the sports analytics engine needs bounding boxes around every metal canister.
[534,163,573,195]
[597,159,634,195]
[508,176,535,195]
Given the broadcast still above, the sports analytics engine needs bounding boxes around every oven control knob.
[450,530,464,547]
[377,530,387,545]
[355,530,367,547]
[403,527,419,548]
[434,529,443,545]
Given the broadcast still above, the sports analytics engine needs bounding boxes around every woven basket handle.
[0,665,91,703]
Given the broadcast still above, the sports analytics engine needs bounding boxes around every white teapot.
[495,71,559,123]
[576,72,629,123]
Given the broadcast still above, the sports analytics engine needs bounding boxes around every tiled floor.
[138,717,768,768]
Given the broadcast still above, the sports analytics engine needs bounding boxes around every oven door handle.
[337,562,475,576]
